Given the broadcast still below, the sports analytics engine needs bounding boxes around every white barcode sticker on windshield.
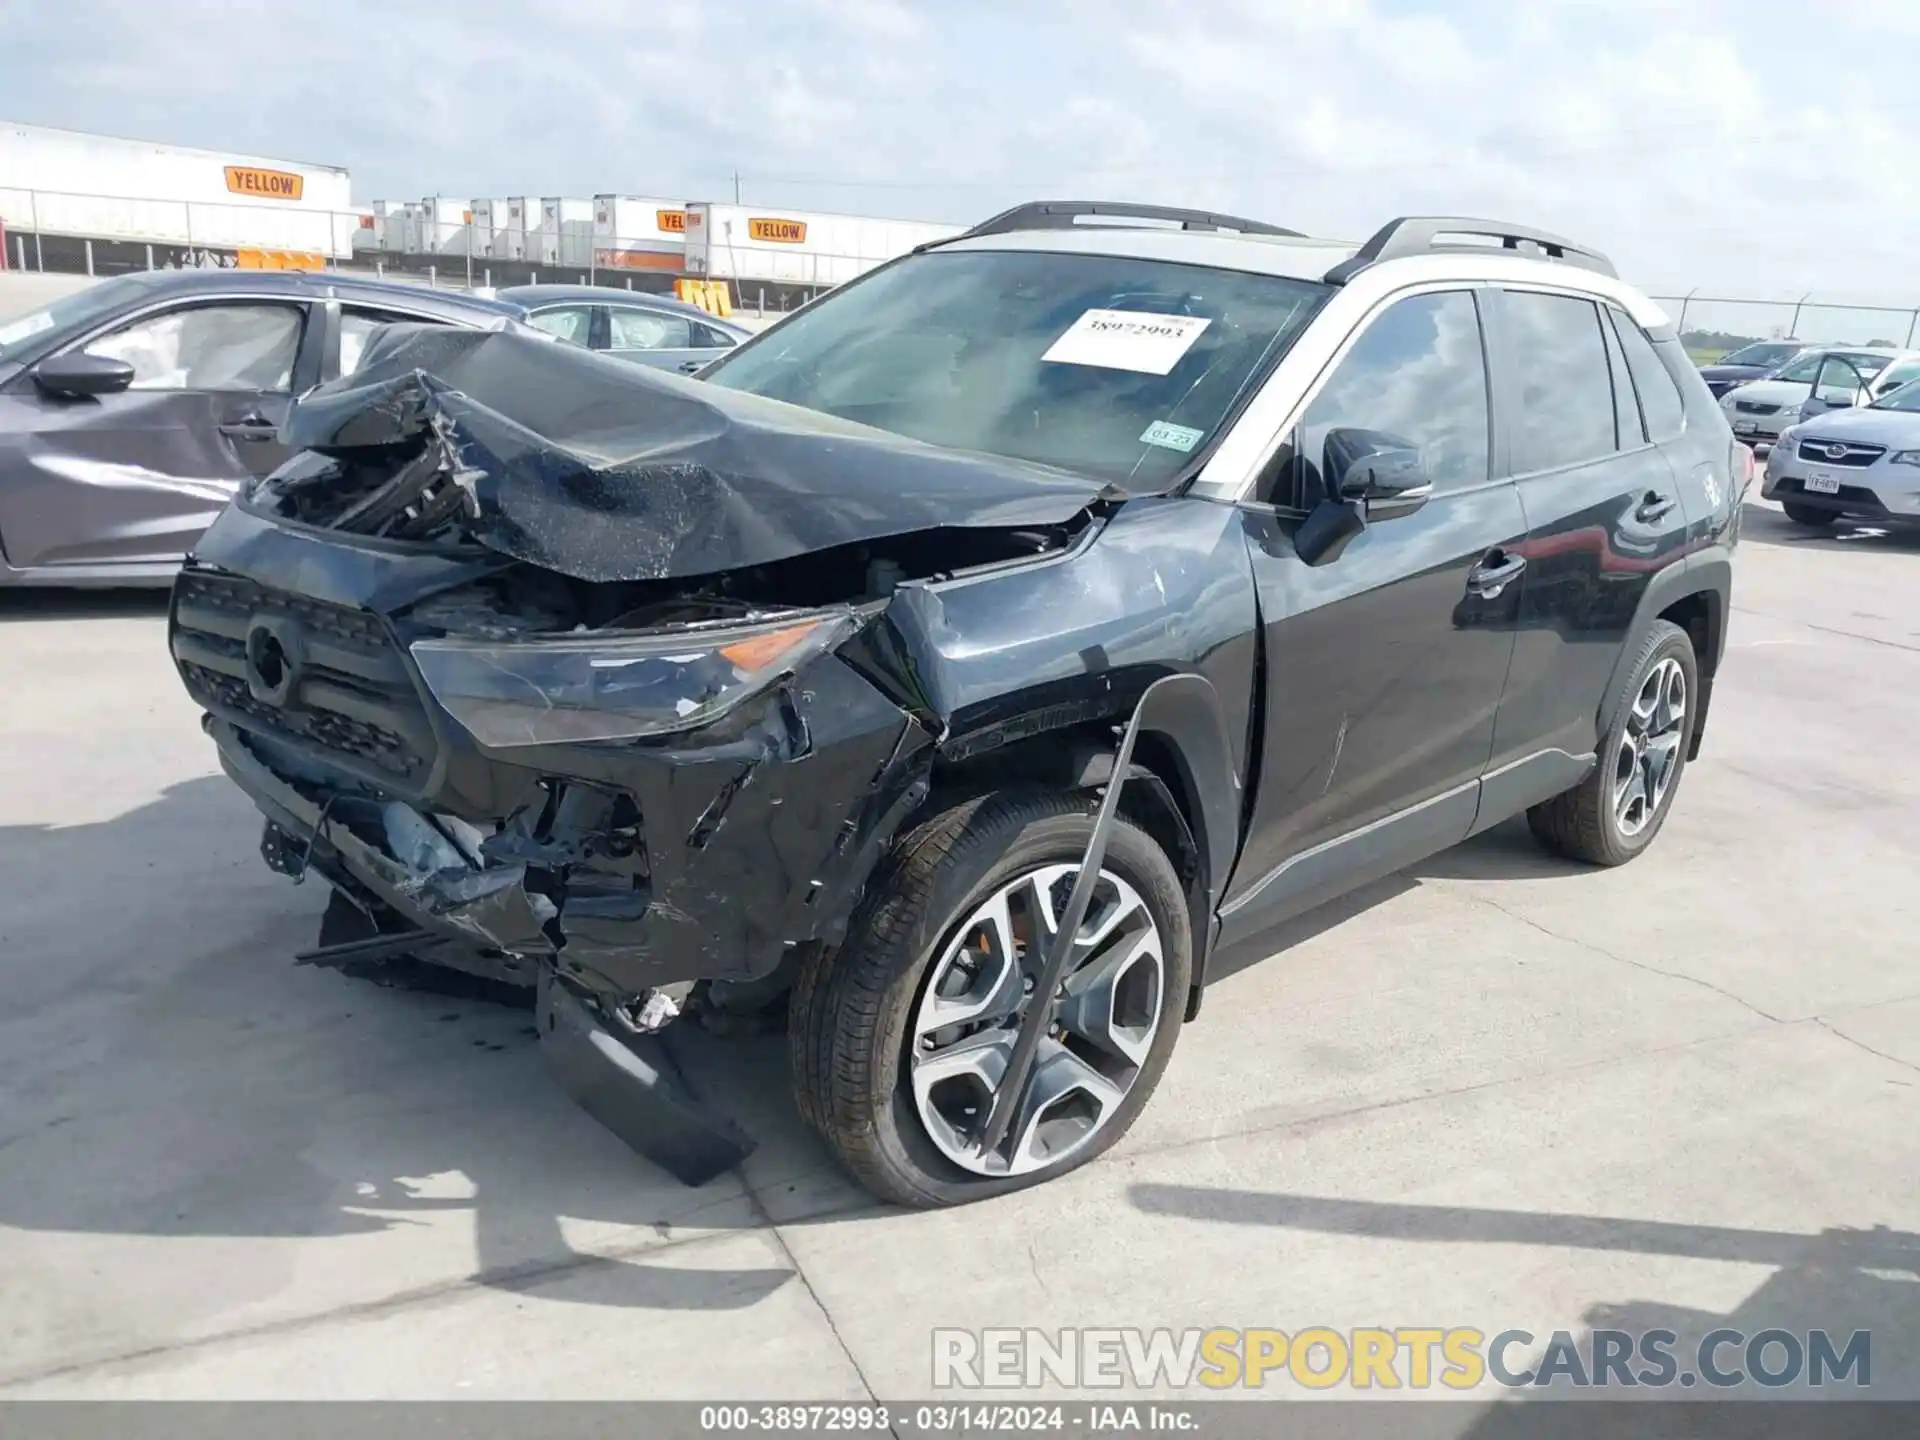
[1140,420,1204,452]
[1042,309,1211,375]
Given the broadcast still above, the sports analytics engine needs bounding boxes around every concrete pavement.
[0,499,1915,1412]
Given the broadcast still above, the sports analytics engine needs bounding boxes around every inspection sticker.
[1140,420,1205,452]
[1042,309,1211,375]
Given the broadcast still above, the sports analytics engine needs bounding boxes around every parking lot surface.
[1,498,1916,1409]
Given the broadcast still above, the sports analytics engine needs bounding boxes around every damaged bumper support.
[201,618,928,1184]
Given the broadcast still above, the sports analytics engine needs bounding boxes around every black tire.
[1781,501,1837,527]
[1528,619,1698,867]
[789,789,1191,1208]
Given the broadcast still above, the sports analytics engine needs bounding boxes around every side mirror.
[1327,427,1432,521]
[1292,429,1433,568]
[34,353,135,398]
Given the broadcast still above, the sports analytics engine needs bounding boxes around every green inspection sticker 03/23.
[1140,420,1205,452]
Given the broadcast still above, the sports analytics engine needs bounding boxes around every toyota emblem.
[244,617,304,707]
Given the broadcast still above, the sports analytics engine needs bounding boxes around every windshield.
[702,249,1331,488]
[0,276,154,363]
[1720,342,1801,368]
[1870,378,1920,413]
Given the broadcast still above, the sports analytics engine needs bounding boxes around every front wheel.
[1781,501,1838,527]
[790,790,1191,1208]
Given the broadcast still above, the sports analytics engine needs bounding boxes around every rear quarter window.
[1608,309,1686,442]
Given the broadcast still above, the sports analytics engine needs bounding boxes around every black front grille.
[1797,438,1886,468]
[1735,400,1781,416]
[171,569,436,783]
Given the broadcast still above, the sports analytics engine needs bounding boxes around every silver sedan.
[496,284,753,373]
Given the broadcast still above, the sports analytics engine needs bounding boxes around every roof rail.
[1323,216,1616,284]
[954,200,1306,242]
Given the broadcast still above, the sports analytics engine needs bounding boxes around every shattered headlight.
[410,610,856,748]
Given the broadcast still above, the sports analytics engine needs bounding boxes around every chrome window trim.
[1192,254,1671,502]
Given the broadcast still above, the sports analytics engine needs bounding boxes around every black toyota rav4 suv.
[171,204,1745,1207]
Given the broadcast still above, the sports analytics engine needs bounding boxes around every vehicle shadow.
[0,587,172,623]
[1127,1184,1920,1417]
[1736,500,1920,554]
[1410,814,1594,882]
[0,774,878,1374]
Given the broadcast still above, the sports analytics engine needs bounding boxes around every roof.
[0,119,350,178]
[938,226,1358,284]
[496,283,752,336]
[108,268,524,318]
[497,283,729,319]
[933,214,1670,330]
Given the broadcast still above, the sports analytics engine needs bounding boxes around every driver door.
[1222,287,1528,940]
[1799,355,1874,425]
[0,299,307,570]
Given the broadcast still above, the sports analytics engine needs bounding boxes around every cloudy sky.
[5,0,1918,314]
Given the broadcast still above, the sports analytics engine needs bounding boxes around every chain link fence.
[1644,293,1920,360]
[0,187,864,315]
[8,185,1920,341]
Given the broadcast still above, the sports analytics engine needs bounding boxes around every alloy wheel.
[908,863,1165,1177]
[1613,656,1687,838]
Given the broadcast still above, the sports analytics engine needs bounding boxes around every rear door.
[0,298,307,570]
[1223,286,1529,936]
[1483,288,1694,797]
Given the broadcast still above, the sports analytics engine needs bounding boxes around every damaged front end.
[170,325,1109,1184]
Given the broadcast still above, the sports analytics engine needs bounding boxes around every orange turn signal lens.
[718,619,824,672]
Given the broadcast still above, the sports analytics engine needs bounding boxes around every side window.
[1599,307,1643,447]
[609,309,693,351]
[1608,309,1686,441]
[339,307,428,378]
[83,303,303,392]
[691,322,739,350]
[1282,289,1490,506]
[1775,352,1824,384]
[1874,359,1920,395]
[527,306,593,347]
[1502,291,1616,473]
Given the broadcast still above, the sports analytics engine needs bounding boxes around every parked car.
[0,269,531,588]
[169,203,1742,1207]
[1719,346,1920,452]
[495,284,751,372]
[1697,339,1807,398]
[1764,375,1920,528]
[1790,350,1920,427]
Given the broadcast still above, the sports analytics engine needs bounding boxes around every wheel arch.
[926,676,1243,1021]
[1597,555,1730,762]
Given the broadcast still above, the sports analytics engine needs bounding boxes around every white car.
[1763,377,1920,528]
[1720,346,1920,451]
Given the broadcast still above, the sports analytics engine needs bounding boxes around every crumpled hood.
[272,324,1115,583]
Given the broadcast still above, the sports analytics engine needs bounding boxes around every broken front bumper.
[200,628,928,1003]
[195,628,929,1189]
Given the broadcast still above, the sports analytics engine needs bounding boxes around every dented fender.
[850,495,1261,973]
